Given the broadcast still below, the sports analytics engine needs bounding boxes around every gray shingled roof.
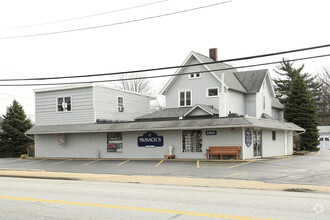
[136,105,218,120]
[26,116,304,135]
[233,69,268,93]
[193,52,247,93]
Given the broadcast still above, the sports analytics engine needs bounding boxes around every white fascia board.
[265,70,276,97]
[34,83,156,100]
[33,84,93,93]
[159,51,229,95]
[160,51,195,95]
[192,52,229,90]
[94,84,156,100]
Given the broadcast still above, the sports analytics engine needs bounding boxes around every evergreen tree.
[0,100,33,157]
[285,74,319,151]
[274,59,321,107]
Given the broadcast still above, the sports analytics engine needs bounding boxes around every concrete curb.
[1,170,330,194]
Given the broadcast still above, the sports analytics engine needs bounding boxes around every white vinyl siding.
[227,90,245,116]
[35,85,151,125]
[94,86,150,121]
[35,87,94,125]
[165,57,222,109]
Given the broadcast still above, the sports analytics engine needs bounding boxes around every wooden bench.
[206,146,241,160]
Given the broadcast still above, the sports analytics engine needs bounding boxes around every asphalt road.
[1,177,330,220]
[0,151,330,186]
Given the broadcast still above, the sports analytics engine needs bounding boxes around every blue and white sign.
[138,131,164,147]
[245,128,252,147]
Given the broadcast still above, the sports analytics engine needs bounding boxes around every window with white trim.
[57,97,71,112]
[189,73,200,79]
[118,97,124,112]
[207,88,218,97]
[179,91,191,107]
[118,97,123,107]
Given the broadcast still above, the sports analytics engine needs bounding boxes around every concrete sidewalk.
[1,169,330,194]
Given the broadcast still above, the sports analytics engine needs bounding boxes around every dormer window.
[57,97,71,112]
[189,73,200,79]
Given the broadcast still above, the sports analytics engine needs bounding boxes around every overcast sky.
[0,0,329,121]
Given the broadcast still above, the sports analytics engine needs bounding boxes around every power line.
[1,53,329,87]
[0,1,232,39]
[0,0,168,31]
[0,43,329,82]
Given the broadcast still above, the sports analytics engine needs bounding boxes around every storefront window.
[182,130,202,152]
[107,132,123,153]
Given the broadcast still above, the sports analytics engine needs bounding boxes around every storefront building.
[27,49,304,159]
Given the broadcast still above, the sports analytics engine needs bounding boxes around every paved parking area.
[1,150,330,186]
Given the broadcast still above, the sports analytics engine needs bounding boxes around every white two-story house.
[28,49,303,159]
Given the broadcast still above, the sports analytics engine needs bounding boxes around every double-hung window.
[118,97,124,112]
[179,91,191,107]
[57,97,71,112]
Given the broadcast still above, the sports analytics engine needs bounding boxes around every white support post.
[219,72,227,117]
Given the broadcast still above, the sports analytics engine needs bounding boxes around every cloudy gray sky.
[0,0,329,121]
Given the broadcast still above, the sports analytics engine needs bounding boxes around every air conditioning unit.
[118,106,124,112]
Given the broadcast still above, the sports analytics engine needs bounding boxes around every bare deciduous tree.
[318,68,330,125]
[150,100,165,112]
[116,73,152,95]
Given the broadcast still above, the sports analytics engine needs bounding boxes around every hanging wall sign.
[245,128,252,147]
[138,131,164,147]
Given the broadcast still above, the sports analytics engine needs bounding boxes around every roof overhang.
[27,117,304,135]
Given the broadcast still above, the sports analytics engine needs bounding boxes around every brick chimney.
[209,48,218,61]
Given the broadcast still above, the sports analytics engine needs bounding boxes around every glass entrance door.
[253,130,262,157]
